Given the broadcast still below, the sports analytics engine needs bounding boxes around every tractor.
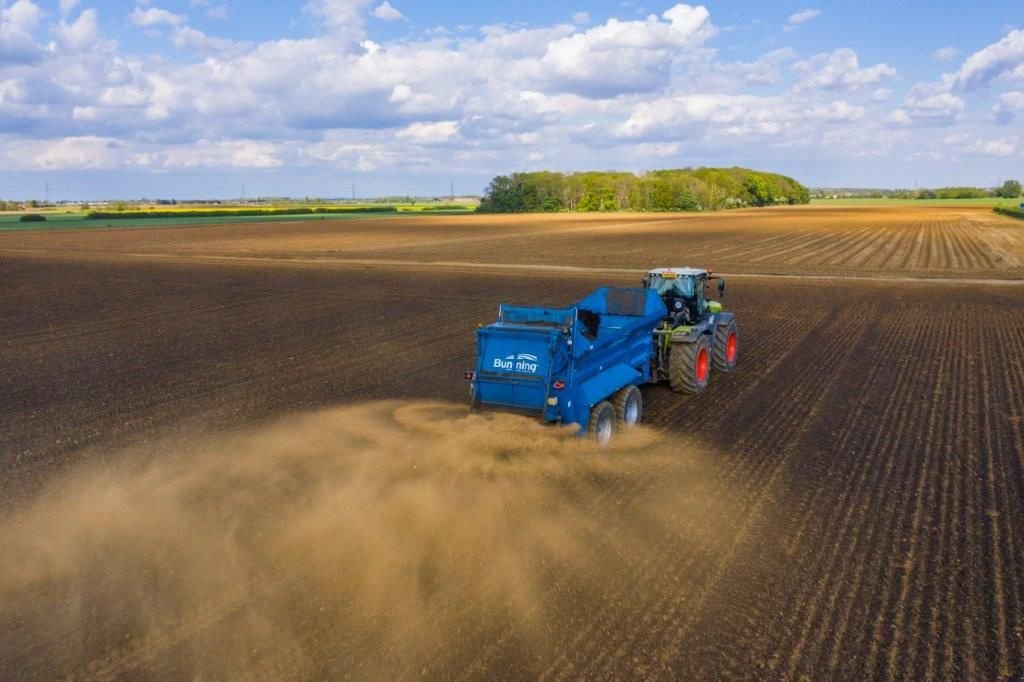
[641,267,739,394]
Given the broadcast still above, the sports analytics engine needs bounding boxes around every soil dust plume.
[0,401,727,678]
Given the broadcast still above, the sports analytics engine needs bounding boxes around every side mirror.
[717,278,726,297]
[640,276,650,288]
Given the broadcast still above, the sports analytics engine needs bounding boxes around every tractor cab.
[641,267,718,325]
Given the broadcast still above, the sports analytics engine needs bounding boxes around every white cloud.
[721,47,796,85]
[160,140,283,168]
[539,4,717,97]
[396,120,459,144]
[3,0,41,31]
[572,12,589,25]
[0,78,24,103]
[784,8,819,32]
[993,90,1024,122]
[951,29,1024,90]
[887,82,965,126]
[793,48,896,91]
[304,0,374,49]
[55,8,100,52]
[615,93,864,141]
[1,0,1020,184]
[130,6,186,27]
[965,136,1018,157]
[4,136,119,169]
[998,91,1024,109]
[371,1,404,21]
[932,46,958,62]
[59,0,80,15]
[71,105,98,120]
[172,26,235,53]
[0,0,44,62]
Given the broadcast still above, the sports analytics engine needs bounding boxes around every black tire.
[612,385,643,427]
[713,320,739,372]
[669,335,712,394]
[588,401,615,445]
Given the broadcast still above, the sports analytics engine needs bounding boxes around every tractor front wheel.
[713,320,739,372]
[588,401,616,445]
[669,335,712,394]
[612,385,643,427]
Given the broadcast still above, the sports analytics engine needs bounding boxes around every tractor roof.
[647,267,708,277]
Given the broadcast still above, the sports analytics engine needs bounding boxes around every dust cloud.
[0,401,723,678]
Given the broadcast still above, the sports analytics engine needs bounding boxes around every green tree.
[744,174,771,206]
[995,179,1022,198]
[476,167,810,213]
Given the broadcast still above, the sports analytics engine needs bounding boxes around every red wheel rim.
[696,347,709,383]
[726,332,737,363]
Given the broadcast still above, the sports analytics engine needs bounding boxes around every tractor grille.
[605,288,649,317]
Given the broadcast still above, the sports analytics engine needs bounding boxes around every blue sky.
[0,0,1022,199]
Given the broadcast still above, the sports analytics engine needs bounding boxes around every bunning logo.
[492,353,539,373]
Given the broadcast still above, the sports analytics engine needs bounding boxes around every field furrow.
[779,307,934,676]
[2,206,1023,679]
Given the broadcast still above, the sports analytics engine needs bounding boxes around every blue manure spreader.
[467,268,739,444]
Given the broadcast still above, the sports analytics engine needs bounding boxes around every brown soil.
[1,207,1022,678]
[3,205,1023,279]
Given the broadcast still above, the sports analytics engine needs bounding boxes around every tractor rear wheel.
[588,401,616,445]
[612,385,643,427]
[669,335,712,394]
[713,320,739,372]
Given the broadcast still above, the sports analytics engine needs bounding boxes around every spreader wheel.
[669,335,712,394]
[612,385,643,427]
[588,401,616,445]
[713,320,739,372]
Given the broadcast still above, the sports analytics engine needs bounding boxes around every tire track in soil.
[904,220,928,271]
[987,318,1024,675]
[770,223,856,266]
[886,220,923,271]
[573,304,877,677]
[1003,318,1024,672]
[872,224,911,270]
[784,231,855,266]
[955,220,997,271]
[777,307,941,677]
[832,225,894,269]
[454,472,662,680]
[743,231,836,265]
[814,228,874,268]
[868,314,962,678]
[945,219,982,271]
[852,312,964,678]
[899,307,975,679]
[462,304,845,678]
[643,303,830,436]
[720,303,905,675]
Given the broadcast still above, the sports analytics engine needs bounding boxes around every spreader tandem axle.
[466,268,738,444]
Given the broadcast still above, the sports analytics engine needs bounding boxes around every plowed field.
[3,205,1023,279]
[1,206,1022,678]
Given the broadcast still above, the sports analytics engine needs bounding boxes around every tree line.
[476,167,811,213]
[814,179,1022,200]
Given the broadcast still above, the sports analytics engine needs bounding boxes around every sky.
[0,0,1022,200]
